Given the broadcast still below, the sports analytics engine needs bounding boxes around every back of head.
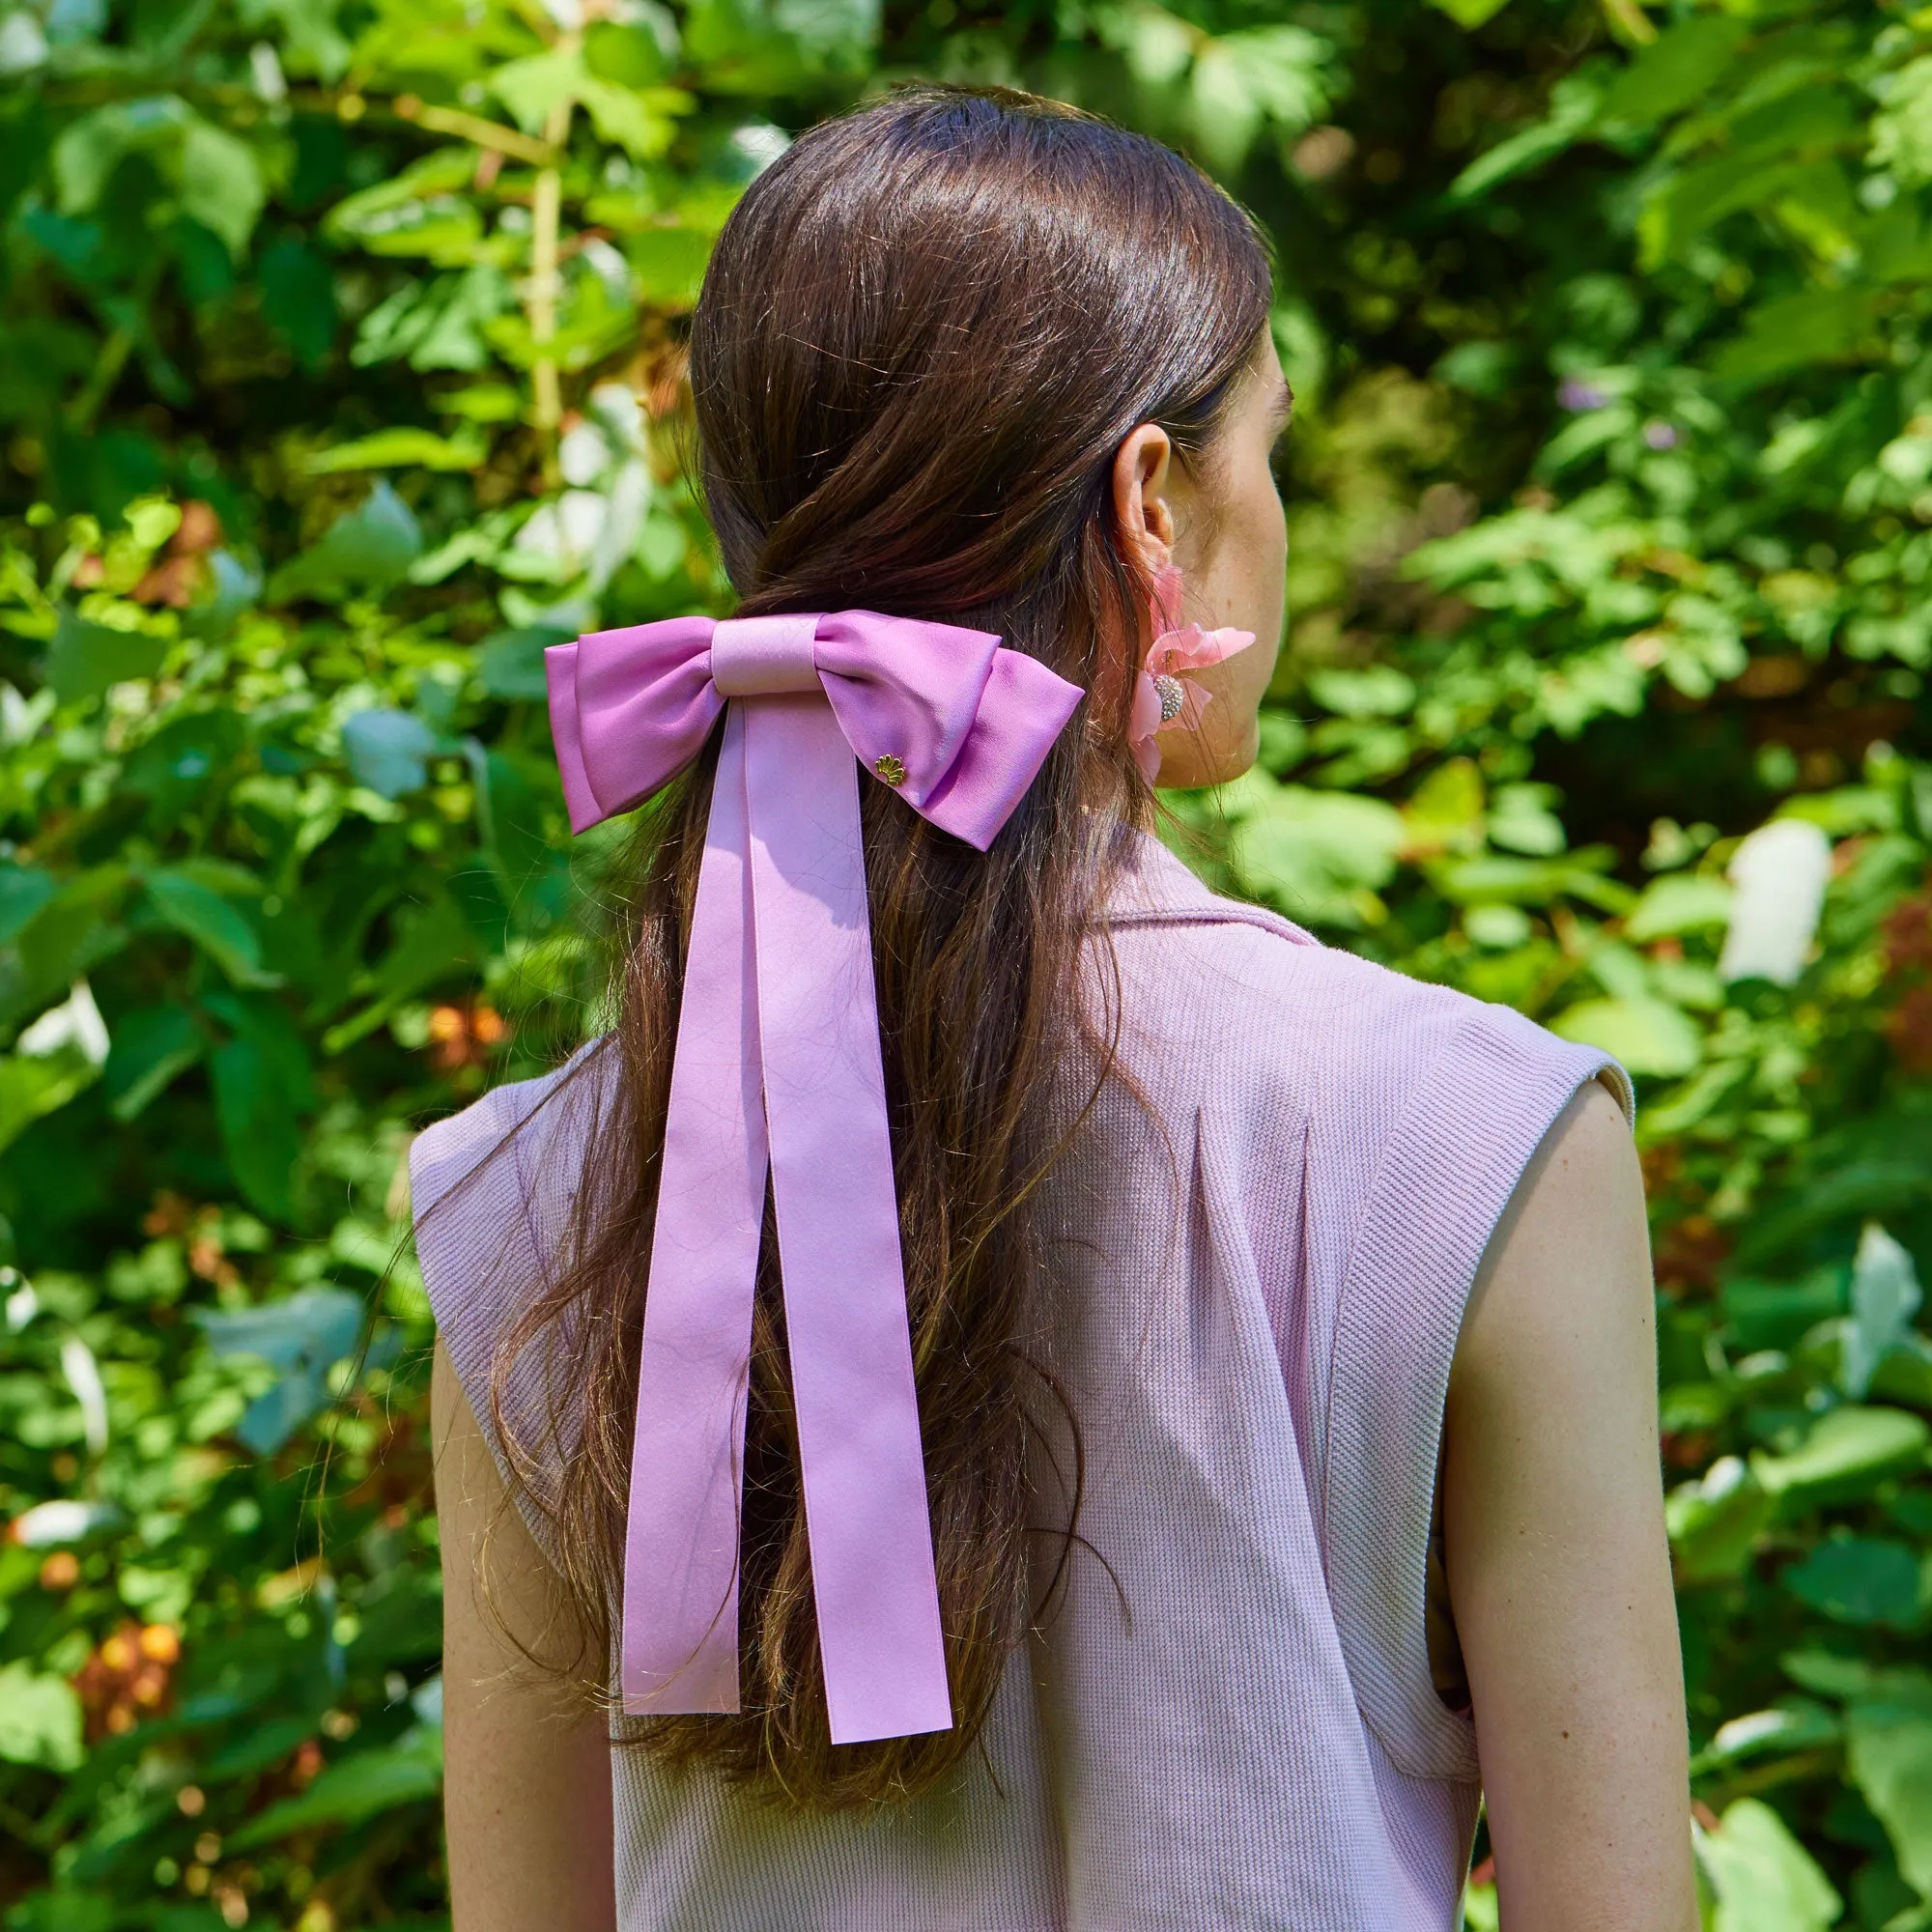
[497,84,1272,1810]
[695,84,1271,706]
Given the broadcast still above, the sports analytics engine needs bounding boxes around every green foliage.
[2,0,1932,1926]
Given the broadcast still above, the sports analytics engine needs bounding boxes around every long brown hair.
[485,84,1271,1807]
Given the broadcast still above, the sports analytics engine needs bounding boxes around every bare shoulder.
[1453,1075,1648,1394]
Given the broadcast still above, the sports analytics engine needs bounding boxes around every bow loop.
[546,610,1080,850]
[544,610,1081,1745]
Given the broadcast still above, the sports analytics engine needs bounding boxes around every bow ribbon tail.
[620,705,767,1716]
[742,696,954,1746]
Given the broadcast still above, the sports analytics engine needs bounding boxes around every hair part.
[483,82,1272,1809]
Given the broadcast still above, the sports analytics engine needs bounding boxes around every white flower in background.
[513,491,610,576]
[0,12,49,74]
[1,681,55,747]
[1842,1221,1922,1398]
[1719,818,1832,985]
[579,238,633,302]
[249,40,287,102]
[518,382,656,589]
[730,122,792,176]
[558,419,611,488]
[588,378,648,457]
[4,1270,37,1332]
[588,460,650,590]
[60,1333,108,1458]
[8,1498,121,1548]
[17,980,108,1065]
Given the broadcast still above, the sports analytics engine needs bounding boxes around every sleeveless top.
[412,831,1631,1932]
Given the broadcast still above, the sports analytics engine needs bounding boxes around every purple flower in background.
[1643,419,1680,450]
[1558,378,1609,412]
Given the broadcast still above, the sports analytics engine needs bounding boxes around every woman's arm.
[1444,1080,1696,1931]
[433,1340,618,1932]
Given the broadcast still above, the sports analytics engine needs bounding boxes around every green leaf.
[1626,874,1733,941]
[0,980,108,1152]
[258,236,337,368]
[585,18,673,87]
[119,708,247,806]
[1843,1223,1922,1400]
[1425,0,1512,28]
[1690,1701,1841,1777]
[301,426,487,474]
[192,1286,361,1452]
[342,709,439,798]
[267,481,424,602]
[0,864,57,946]
[1698,1798,1841,1932]
[1186,26,1331,170]
[1781,1538,1923,1628]
[201,988,317,1114]
[145,868,272,986]
[1487,782,1566,857]
[0,1662,84,1771]
[1667,1457,1774,1584]
[0,867,127,1033]
[43,611,167,703]
[6,1893,119,1932]
[352,266,516,373]
[1550,996,1701,1076]
[1230,783,1406,924]
[1752,1406,1932,1509]
[627,226,714,305]
[102,1004,203,1121]
[489,46,582,135]
[210,1036,301,1221]
[324,146,477,238]
[1306,666,1416,718]
[225,1733,441,1849]
[1723,1272,1847,1354]
[1598,16,1751,128]
[579,77,689,161]
[1714,289,1887,385]
[240,0,352,81]
[0,1048,99,1156]
[1846,1702,1932,1896]
[178,119,265,256]
[51,96,189,214]
[1447,73,1601,202]
[1872,56,1932,187]
[477,625,568,700]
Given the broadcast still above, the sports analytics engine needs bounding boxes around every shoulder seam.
[1102,901,1319,947]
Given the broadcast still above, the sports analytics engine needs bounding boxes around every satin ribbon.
[545,611,1083,1743]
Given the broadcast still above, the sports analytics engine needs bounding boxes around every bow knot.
[708,613,821,697]
[545,610,1082,1745]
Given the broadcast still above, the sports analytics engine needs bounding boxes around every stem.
[1598,0,1658,43]
[527,91,574,489]
[393,97,555,166]
[68,259,163,434]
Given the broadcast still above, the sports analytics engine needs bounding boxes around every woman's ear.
[1112,423,1175,574]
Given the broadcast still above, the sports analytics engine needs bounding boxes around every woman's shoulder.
[1102,832,1627,1117]
[411,1035,617,1214]
[408,1035,622,1370]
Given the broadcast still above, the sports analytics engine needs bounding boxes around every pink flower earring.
[1128,563,1256,784]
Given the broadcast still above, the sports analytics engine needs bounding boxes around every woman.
[416,84,1694,1930]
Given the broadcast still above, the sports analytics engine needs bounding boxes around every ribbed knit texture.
[412,832,1632,1931]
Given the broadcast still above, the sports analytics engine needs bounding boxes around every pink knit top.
[412,830,1631,1931]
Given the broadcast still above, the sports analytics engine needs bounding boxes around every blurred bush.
[1,0,1931,1927]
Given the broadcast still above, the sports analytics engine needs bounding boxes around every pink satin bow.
[545,611,1083,1743]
